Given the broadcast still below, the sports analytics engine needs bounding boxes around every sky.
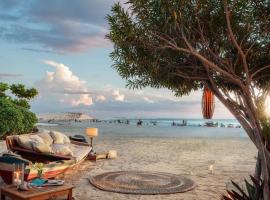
[0,0,234,119]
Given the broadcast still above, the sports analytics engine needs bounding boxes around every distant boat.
[150,121,157,126]
[204,121,218,127]
[227,124,234,128]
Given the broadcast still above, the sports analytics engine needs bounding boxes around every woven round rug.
[89,171,196,195]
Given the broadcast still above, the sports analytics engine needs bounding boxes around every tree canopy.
[108,0,269,94]
[0,82,38,137]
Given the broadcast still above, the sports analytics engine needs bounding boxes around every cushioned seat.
[69,143,92,162]
[6,131,91,163]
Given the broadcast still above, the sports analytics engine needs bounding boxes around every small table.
[0,184,74,200]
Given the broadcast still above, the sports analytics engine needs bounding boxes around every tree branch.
[251,65,270,79]
[223,0,251,84]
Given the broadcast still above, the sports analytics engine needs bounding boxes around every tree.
[107,0,270,199]
[10,84,38,109]
[0,82,38,138]
[0,83,8,97]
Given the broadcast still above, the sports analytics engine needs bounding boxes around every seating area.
[6,131,91,163]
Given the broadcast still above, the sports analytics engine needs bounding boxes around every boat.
[204,121,218,127]
[0,134,91,184]
[227,124,234,128]
[0,155,77,184]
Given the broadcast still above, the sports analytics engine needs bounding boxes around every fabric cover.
[63,134,71,144]
[37,131,53,145]
[50,131,70,144]
[68,143,91,162]
[32,142,52,154]
[14,132,90,161]
[17,135,33,150]
[29,135,44,144]
[51,144,73,156]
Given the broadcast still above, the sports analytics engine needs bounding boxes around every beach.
[46,123,256,199]
[0,122,257,199]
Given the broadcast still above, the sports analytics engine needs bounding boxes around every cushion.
[51,144,73,156]
[32,142,52,154]
[68,143,91,162]
[63,135,71,144]
[50,131,70,144]
[37,132,53,145]
[29,135,44,144]
[17,135,33,150]
[50,131,65,144]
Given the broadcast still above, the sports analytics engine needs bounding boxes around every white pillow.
[50,131,70,144]
[17,135,33,150]
[51,144,73,156]
[37,132,53,145]
[29,135,44,144]
[50,131,65,144]
[32,142,52,154]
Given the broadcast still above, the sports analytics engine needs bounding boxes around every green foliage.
[0,82,8,97]
[0,98,24,136]
[10,84,38,100]
[107,0,270,94]
[19,108,37,133]
[0,82,38,138]
[221,176,265,200]
[11,99,30,109]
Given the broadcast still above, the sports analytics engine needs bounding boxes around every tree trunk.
[207,85,270,199]
[255,152,261,181]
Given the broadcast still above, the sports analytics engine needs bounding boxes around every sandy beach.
[0,123,257,200]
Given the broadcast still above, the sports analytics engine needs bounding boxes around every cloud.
[0,73,22,79]
[143,97,155,103]
[21,47,59,54]
[31,61,233,119]
[56,90,92,95]
[0,0,128,53]
[95,95,106,102]
[35,60,93,106]
[112,89,125,101]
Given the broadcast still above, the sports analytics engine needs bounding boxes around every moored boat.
[0,155,76,184]
[0,133,91,184]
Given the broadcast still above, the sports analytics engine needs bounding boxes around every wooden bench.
[0,184,74,200]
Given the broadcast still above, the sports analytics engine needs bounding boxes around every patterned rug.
[89,171,196,195]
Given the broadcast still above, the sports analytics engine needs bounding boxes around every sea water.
[38,118,247,139]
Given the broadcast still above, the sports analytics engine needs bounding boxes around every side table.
[0,184,74,200]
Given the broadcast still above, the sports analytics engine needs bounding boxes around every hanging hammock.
[202,87,215,119]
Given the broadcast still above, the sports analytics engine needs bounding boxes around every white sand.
[61,137,256,200]
[0,123,257,200]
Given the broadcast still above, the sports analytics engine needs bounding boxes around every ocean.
[38,118,247,139]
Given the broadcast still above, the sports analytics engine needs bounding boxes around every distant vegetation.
[0,82,38,138]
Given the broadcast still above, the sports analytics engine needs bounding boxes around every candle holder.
[12,164,23,186]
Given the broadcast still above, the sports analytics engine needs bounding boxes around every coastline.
[0,122,256,199]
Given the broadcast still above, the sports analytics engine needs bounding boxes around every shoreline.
[0,123,256,199]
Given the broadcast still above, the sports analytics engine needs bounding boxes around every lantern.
[202,87,215,119]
